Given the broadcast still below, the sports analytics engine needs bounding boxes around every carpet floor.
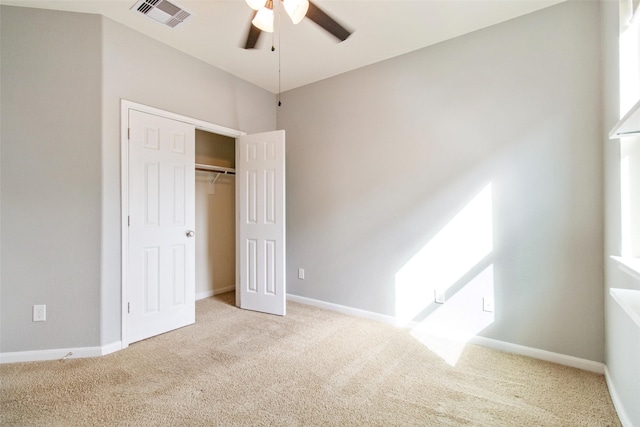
[1,292,620,426]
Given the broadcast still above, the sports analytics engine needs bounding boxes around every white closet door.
[237,130,286,316]
[127,109,196,343]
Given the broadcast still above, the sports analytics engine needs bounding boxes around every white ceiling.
[0,0,564,93]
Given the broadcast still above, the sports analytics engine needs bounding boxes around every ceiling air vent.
[131,0,191,28]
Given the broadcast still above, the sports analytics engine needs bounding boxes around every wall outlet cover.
[483,297,494,313]
[33,304,46,322]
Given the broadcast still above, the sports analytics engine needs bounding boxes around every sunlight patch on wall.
[619,13,639,115]
[621,154,631,256]
[394,184,493,326]
[619,8,640,258]
[410,264,495,366]
[621,140,640,257]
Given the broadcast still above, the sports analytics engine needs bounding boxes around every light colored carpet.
[1,293,620,426]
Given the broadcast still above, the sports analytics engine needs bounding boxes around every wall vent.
[131,0,191,28]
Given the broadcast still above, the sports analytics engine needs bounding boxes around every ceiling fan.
[243,0,352,49]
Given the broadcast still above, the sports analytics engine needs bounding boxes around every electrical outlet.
[483,297,494,313]
[298,268,305,280]
[33,304,46,322]
[434,290,445,304]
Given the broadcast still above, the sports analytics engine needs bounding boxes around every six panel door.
[237,130,286,316]
[127,110,196,343]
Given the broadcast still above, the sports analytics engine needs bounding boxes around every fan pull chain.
[278,25,282,106]
[276,0,282,106]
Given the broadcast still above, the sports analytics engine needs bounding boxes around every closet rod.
[195,163,236,175]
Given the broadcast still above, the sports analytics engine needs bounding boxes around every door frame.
[120,99,245,348]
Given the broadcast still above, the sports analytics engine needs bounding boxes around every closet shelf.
[195,163,235,175]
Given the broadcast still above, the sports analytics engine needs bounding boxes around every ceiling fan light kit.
[247,0,309,31]
[246,0,268,11]
[283,0,310,25]
[251,0,274,33]
[243,0,352,49]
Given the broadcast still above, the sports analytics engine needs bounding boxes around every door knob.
[186,230,195,238]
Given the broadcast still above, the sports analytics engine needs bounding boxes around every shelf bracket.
[208,172,221,195]
[195,164,235,195]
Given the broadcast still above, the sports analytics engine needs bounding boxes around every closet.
[194,129,236,299]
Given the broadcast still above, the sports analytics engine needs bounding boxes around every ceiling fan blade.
[305,1,351,42]
[243,12,262,49]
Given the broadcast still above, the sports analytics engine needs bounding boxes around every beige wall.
[195,131,236,298]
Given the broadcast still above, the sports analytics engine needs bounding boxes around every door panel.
[237,130,286,316]
[143,247,160,312]
[128,110,196,343]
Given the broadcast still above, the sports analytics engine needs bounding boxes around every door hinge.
[128,128,130,140]
[128,216,130,227]
[127,302,130,314]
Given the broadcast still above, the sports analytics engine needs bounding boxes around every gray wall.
[0,5,276,353]
[278,1,604,362]
[100,17,275,345]
[1,7,103,351]
[0,1,613,369]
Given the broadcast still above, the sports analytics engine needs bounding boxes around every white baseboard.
[468,336,604,374]
[604,366,633,427]
[196,286,236,301]
[214,285,236,295]
[287,294,399,325]
[3,287,236,363]
[100,341,123,356]
[287,293,604,374]
[3,295,607,377]
[0,341,123,364]
[196,290,214,300]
